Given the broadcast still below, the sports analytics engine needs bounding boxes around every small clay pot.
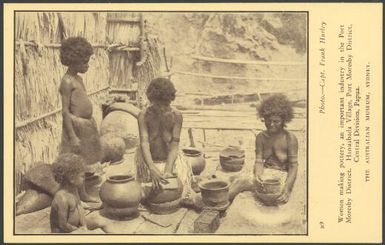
[219,156,244,172]
[198,179,230,206]
[182,147,206,175]
[257,178,281,194]
[254,190,280,206]
[99,174,142,218]
[219,147,245,172]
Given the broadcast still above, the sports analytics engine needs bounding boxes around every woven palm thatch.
[14,12,109,195]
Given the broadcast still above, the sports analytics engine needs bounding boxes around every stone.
[193,209,220,233]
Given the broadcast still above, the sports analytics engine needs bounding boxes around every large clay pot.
[182,147,206,175]
[100,133,126,164]
[147,174,183,214]
[199,179,230,206]
[99,175,142,218]
[100,103,139,150]
[219,146,245,172]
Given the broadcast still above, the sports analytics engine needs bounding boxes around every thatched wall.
[14,11,161,195]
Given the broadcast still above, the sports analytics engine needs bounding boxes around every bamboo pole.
[15,85,110,129]
[15,40,140,51]
[171,70,306,82]
[191,55,306,66]
[107,18,141,23]
[182,126,304,132]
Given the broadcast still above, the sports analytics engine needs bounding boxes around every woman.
[134,77,197,206]
[58,37,101,203]
[229,94,299,204]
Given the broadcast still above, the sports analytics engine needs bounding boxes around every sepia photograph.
[13,10,308,235]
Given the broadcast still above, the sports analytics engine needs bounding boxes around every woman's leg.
[228,176,255,202]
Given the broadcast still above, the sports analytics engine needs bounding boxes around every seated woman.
[229,94,299,204]
[133,77,197,206]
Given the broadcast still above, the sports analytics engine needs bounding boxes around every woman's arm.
[138,110,168,190]
[278,132,299,203]
[59,78,80,152]
[254,133,264,180]
[164,111,183,175]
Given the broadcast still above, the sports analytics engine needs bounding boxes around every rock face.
[144,13,307,102]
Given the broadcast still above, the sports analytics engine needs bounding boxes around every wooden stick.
[107,17,141,23]
[188,128,195,147]
[15,41,140,51]
[191,55,306,66]
[182,126,305,132]
[172,70,306,82]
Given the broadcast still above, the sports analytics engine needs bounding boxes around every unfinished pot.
[256,178,281,194]
[254,191,280,206]
[219,146,245,172]
[99,174,142,218]
[100,103,139,150]
[147,174,183,204]
[199,179,230,206]
[147,174,183,214]
[182,147,206,175]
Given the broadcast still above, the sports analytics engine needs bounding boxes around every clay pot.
[182,147,206,175]
[100,104,139,150]
[147,175,183,204]
[256,178,281,194]
[254,191,280,206]
[198,179,230,206]
[147,174,183,214]
[99,175,142,217]
[100,133,126,164]
[219,147,245,172]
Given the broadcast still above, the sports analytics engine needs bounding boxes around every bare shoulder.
[172,109,183,122]
[59,75,74,92]
[52,190,69,208]
[256,131,267,141]
[285,130,298,144]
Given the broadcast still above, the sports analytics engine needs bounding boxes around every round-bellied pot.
[100,103,139,150]
[219,147,245,172]
[99,175,142,218]
[198,179,230,206]
[147,174,183,214]
[254,191,280,206]
[182,147,206,175]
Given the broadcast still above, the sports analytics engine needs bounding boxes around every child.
[50,153,107,233]
[59,37,101,203]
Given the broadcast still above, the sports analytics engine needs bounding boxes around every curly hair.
[60,37,93,67]
[146,77,176,105]
[52,153,86,184]
[257,94,294,123]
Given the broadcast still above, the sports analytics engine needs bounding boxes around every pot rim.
[182,147,202,157]
[107,174,134,183]
[198,179,229,191]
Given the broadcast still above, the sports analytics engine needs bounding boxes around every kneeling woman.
[135,77,196,205]
[229,94,299,204]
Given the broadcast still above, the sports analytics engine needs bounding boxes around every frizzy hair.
[60,37,93,67]
[52,153,86,184]
[145,77,176,105]
[257,94,294,123]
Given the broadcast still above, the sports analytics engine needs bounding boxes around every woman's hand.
[162,172,174,179]
[149,166,169,191]
[277,187,291,204]
[70,137,81,153]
